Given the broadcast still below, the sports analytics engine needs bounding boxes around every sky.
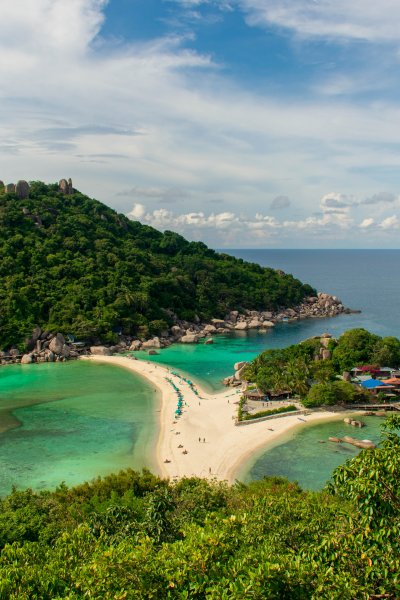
[1,1,400,248]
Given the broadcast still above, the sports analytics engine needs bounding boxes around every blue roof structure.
[360,379,388,389]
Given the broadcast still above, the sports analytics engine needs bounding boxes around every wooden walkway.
[351,403,400,411]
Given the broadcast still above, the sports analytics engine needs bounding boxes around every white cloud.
[380,215,399,229]
[320,193,354,213]
[238,0,400,42]
[128,202,357,246]
[1,0,400,247]
[127,203,146,219]
[359,218,374,228]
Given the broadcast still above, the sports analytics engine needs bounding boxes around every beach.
[83,355,344,483]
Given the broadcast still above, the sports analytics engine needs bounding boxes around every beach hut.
[243,389,266,401]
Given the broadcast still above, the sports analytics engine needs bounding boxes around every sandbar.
[82,355,345,483]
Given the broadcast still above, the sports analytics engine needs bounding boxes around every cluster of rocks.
[222,362,248,388]
[0,329,85,366]
[0,293,356,367]
[126,293,355,354]
[59,178,74,194]
[0,180,30,199]
[0,177,74,200]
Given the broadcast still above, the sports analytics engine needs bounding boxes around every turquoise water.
[138,313,360,393]
[0,361,158,497]
[242,415,383,490]
[2,250,398,494]
[137,249,400,489]
[140,250,400,391]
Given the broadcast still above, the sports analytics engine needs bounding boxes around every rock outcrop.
[90,346,112,356]
[1,180,31,198]
[1,330,87,365]
[59,178,74,194]
[15,180,30,199]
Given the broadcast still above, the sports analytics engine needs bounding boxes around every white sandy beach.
[83,355,344,483]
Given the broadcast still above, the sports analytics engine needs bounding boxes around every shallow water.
[241,415,383,490]
[136,312,368,392]
[2,250,398,494]
[0,361,158,497]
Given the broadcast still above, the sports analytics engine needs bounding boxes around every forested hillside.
[0,181,315,348]
[1,415,399,598]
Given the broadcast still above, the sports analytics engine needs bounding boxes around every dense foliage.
[243,329,400,404]
[1,417,399,598]
[330,328,400,372]
[0,182,315,349]
[243,338,333,398]
[303,380,367,407]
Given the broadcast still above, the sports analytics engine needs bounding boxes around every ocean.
[0,249,397,494]
[141,249,400,390]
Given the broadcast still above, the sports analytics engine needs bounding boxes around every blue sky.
[1,0,400,248]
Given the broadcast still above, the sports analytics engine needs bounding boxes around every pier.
[351,403,400,411]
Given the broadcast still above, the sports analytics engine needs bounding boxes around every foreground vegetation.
[0,182,315,349]
[1,416,400,598]
[243,328,400,406]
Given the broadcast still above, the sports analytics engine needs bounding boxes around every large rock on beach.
[49,333,65,355]
[171,325,184,337]
[90,346,112,356]
[142,337,161,349]
[261,311,273,319]
[235,322,248,330]
[203,324,217,333]
[262,321,275,328]
[235,364,248,381]
[234,361,247,371]
[129,340,142,350]
[181,333,198,343]
[248,319,262,328]
[21,353,34,364]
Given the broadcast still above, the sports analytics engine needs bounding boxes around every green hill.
[0,181,315,349]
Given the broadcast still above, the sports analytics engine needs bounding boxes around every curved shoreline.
[82,355,346,483]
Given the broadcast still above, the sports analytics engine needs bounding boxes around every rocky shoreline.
[1,293,358,366]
